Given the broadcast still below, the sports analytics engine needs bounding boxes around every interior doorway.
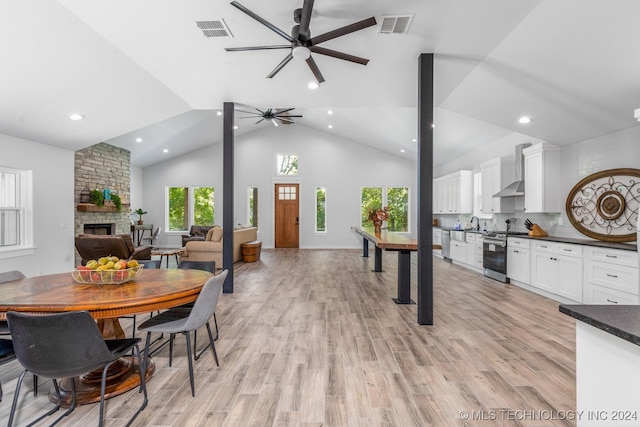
[274,183,299,248]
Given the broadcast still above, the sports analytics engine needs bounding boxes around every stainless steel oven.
[483,234,508,282]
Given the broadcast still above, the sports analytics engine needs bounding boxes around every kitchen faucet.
[470,216,480,231]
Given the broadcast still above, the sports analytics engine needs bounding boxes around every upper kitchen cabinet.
[523,143,562,213]
[480,158,515,214]
[433,170,473,214]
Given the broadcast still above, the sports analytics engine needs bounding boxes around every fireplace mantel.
[76,203,130,212]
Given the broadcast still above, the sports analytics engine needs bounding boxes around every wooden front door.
[274,183,299,248]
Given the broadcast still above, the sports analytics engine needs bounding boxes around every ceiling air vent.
[378,15,414,35]
[196,19,234,38]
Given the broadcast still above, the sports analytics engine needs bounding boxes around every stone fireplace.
[74,143,131,264]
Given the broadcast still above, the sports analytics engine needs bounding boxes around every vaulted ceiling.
[1,1,638,167]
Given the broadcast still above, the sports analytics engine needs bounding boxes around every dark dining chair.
[6,311,148,427]
[0,271,25,334]
[138,270,226,397]
[0,339,16,402]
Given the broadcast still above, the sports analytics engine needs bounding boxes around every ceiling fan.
[225,0,376,84]
[237,107,302,126]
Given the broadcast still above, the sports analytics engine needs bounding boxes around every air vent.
[378,15,414,35]
[196,19,234,38]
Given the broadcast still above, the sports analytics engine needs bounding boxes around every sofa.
[178,226,258,267]
[181,225,214,247]
[75,234,152,265]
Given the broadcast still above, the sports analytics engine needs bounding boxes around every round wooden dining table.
[0,267,213,406]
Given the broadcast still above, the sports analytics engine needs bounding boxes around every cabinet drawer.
[587,261,639,295]
[585,283,639,305]
[556,243,582,258]
[508,237,530,249]
[532,241,556,253]
[466,233,476,243]
[476,255,483,268]
[587,247,638,268]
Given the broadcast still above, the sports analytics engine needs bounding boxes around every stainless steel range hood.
[493,143,532,198]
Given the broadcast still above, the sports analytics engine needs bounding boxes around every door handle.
[296,216,299,225]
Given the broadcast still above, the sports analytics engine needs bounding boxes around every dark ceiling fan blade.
[277,115,303,118]
[278,118,296,124]
[298,0,314,42]
[236,109,263,115]
[310,46,369,65]
[309,16,377,46]
[230,1,294,42]
[274,107,296,115]
[267,53,294,78]
[255,118,265,124]
[305,56,325,83]
[225,45,291,52]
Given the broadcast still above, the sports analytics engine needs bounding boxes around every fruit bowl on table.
[72,265,144,285]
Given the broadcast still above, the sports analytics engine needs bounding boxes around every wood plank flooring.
[0,249,576,426]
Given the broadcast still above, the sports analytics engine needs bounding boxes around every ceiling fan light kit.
[226,0,376,84]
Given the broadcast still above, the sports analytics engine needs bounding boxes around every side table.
[151,248,182,268]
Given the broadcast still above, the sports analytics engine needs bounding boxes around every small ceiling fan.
[226,0,376,84]
[237,107,302,126]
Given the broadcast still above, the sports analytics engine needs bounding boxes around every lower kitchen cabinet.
[451,240,467,264]
[530,241,583,302]
[507,237,530,284]
[583,246,639,304]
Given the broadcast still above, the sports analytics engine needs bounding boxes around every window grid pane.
[316,187,326,232]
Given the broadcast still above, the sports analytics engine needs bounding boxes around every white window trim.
[0,167,34,256]
[164,185,215,234]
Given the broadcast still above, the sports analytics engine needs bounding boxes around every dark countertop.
[560,305,640,347]
[433,226,637,252]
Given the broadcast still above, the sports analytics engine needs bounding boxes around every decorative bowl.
[72,265,144,285]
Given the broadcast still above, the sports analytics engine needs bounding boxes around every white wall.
[129,165,144,222]
[141,124,417,249]
[0,133,75,275]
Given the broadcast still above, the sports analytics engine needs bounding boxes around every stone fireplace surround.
[74,143,131,265]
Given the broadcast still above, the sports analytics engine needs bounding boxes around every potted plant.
[134,208,147,225]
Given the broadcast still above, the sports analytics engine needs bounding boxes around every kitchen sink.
[450,230,466,242]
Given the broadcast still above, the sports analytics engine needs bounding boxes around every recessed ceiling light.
[327,110,333,115]
[412,138,417,142]
[400,149,405,153]
[518,116,532,124]
[69,113,84,121]
[135,138,142,143]
[327,124,333,129]
[217,111,222,116]
[308,82,319,90]
[233,125,238,130]
[163,149,169,153]
[431,123,436,128]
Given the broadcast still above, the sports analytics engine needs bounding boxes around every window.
[248,186,258,227]
[0,167,32,251]
[386,187,409,232]
[167,186,214,231]
[360,186,409,231]
[277,154,298,176]
[316,187,326,232]
[361,187,383,227]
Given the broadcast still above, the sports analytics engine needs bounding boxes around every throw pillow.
[210,226,223,242]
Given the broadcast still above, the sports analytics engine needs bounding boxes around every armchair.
[181,225,214,247]
[75,234,152,265]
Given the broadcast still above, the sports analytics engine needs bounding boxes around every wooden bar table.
[0,268,212,406]
[352,226,418,304]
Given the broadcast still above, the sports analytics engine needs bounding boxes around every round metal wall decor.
[566,168,639,242]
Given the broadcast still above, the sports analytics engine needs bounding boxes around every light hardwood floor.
[0,249,576,426]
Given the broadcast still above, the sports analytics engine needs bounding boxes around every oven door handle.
[484,239,506,247]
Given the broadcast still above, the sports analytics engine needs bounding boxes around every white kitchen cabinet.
[451,240,467,263]
[507,237,530,284]
[433,170,472,214]
[530,241,583,302]
[465,233,476,265]
[475,234,484,268]
[523,143,562,213]
[583,246,639,304]
[480,158,515,214]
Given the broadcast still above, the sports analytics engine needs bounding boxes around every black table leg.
[373,246,383,272]
[362,238,369,258]
[393,249,415,304]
